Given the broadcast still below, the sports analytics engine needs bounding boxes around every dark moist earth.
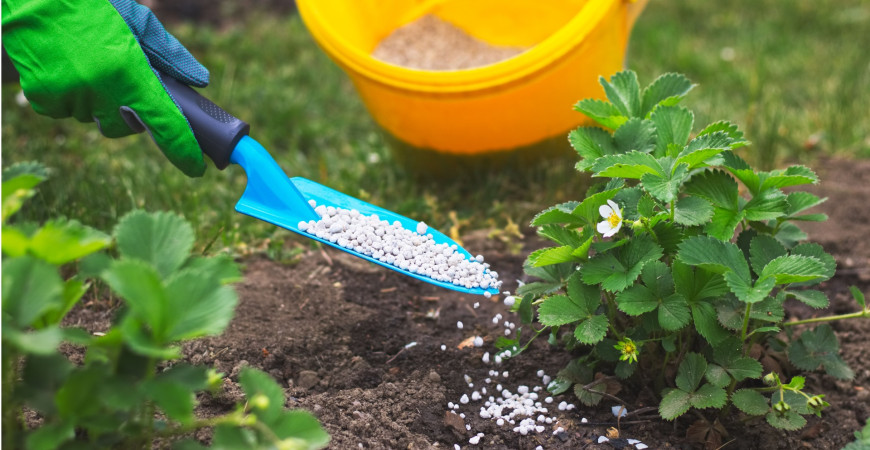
[64,157,870,449]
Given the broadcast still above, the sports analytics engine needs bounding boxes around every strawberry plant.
[501,71,869,433]
[1,164,329,450]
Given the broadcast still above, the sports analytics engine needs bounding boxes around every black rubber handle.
[161,74,250,170]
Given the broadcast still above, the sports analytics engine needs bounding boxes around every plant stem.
[782,309,870,327]
[740,303,753,341]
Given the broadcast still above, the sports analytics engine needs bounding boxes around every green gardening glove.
[2,0,209,177]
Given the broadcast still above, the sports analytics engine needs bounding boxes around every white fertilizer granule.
[300,202,501,292]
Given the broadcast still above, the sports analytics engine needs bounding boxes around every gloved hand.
[2,0,210,177]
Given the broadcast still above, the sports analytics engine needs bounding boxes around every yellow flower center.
[608,212,621,228]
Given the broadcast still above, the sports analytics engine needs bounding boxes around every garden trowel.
[161,76,497,296]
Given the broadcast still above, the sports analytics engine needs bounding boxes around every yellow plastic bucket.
[297,0,648,175]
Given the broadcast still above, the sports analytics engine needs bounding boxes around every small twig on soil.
[299,298,310,310]
[716,439,736,449]
[319,246,333,266]
[380,287,397,293]
[577,419,658,426]
[579,376,632,410]
[421,296,440,301]
[385,342,417,364]
[623,406,657,418]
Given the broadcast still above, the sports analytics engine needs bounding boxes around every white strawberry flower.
[597,199,623,238]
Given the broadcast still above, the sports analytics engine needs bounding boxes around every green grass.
[3,1,868,252]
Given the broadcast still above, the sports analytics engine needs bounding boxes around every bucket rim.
[297,0,629,94]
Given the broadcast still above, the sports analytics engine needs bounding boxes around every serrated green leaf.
[2,173,44,222]
[2,256,63,328]
[640,261,673,297]
[213,425,259,448]
[732,389,769,415]
[637,194,657,218]
[538,224,584,247]
[714,352,763,382]
[673,262,729,303]
[659,388,692,420]
[183,254,243,285]
[529,246,578,267]
[571,188,620,223]
[574,379,606,406]
[766,410,806,430]
[659,293,691,330]
[616,359,637,379]
[751,295,785,322]
[616,285,658,315]
[774,222,808,248]
[269,410,331,446]
[684,169,739,208]
[720,151,760,193]
[531,201,582,226]
[642,163,688,203]
[574,98,627,130]
[538,295,588,326]
[641,72,694,116]
[749,235,787,276]
[571,235,595,259]
[651,105,693,157]
[785,191,826,216]
[601,71,642,118]
[697,121,748,148]
[705,364,731,388]
[614,117,657,153]
[788,325,854,380]
[547,377,572,395]
[786,290,829,310]
[27,219,110,266]
[239,368,286,424]
[566,271,600,309]
[743,189,788,221]
[691,383,728,409]
[3,326,64,355]
[692,302,730,345]
[114,210,195,279]
[581,236,663,292]
[25,422,74,450]
[103,259,169,339]
[569,127,617,171]
[674,196,714,226]
[574,315,608,344]
[676,353,708,392]
[144,379,196,425]
[792,243,836,282]
[851,286,866,310]
[760,165,818,191]
[676,236,750,280]
[613,186,644,221]
[761,255,826,284]
[677,132,732,170]
[705,207,744,241]
[726,271,775,304]
[164,268,239,341]
[592,151,664,179]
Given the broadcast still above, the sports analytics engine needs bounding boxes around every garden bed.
[64,157,869,449]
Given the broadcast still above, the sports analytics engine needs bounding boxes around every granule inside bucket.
[371,15,530,71]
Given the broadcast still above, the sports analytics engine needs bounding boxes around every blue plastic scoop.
[162,76,497,296]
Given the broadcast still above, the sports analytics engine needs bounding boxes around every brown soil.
[372,15,528,71]
[63,157,870,449]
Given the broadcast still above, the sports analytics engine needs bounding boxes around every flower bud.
[773,400,790,416]
[763,373,777,386]
[250,393,270,411]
